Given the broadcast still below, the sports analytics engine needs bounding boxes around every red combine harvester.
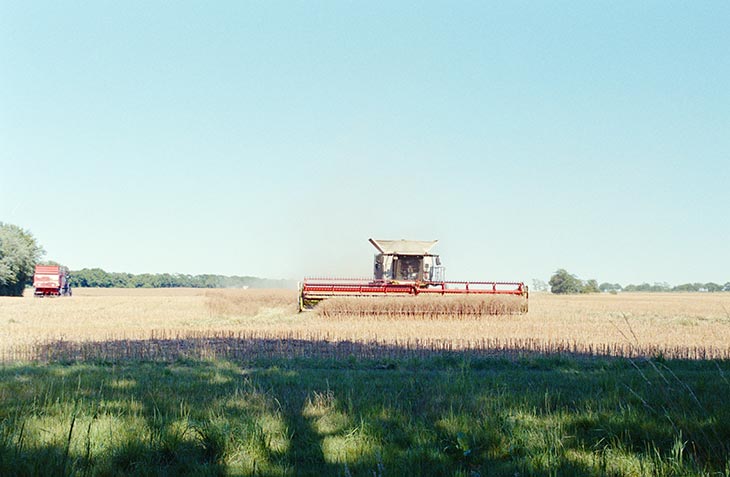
[298,238,528,312]
[33,265,72,297]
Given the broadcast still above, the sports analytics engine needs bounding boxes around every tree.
[0,222,44,296]
[672,283,702,292]
[531,279,549,292]
[599,282,622,293]
[624,282,671,292]
[549,269,582,294]
[704,282,722,292]
[582,279,600,294]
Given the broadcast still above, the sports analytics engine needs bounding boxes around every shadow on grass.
[16,332,730,363]
[0,337,729,476]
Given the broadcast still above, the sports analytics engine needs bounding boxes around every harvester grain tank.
[33,265,72,297]
[298,239,528,313]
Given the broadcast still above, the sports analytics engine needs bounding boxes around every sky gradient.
[2,1,729,285]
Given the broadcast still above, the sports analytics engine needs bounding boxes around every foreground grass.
[1,355,729,476]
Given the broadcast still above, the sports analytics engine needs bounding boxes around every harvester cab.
[370,238,445,285]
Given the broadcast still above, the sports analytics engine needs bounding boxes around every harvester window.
[396,256,422,281]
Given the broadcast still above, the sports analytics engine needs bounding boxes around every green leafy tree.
[582,279,600,294]
[672,283,702,292]
[0,222,44,296]
[549,269,582,294]
[704,282,722,292]
[624,282,671,292]
[599,282,622,293]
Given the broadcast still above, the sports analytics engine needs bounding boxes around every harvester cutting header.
[299,239,528,315]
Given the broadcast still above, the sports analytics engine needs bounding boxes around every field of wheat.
[1,288,729,362]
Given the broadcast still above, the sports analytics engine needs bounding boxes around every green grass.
[1,353,729,476]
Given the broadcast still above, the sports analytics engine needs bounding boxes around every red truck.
[33,265,72,297]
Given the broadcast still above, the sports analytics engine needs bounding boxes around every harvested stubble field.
[1,288,729,362]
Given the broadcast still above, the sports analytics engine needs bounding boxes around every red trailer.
[33,265,72,297]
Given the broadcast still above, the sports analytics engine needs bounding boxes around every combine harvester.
[33,265,72,297]
[299,239,528,316]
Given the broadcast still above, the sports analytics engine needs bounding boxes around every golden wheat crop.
[315,295,528,318]
[1,288,730,361]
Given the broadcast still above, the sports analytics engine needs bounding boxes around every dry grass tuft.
[315,295,527,319]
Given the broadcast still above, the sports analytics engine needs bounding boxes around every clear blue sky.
[2,1,728,286]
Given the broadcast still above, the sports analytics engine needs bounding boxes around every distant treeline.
[603,282,730,293]
[69,268,297,289]
[542,270,730,294]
